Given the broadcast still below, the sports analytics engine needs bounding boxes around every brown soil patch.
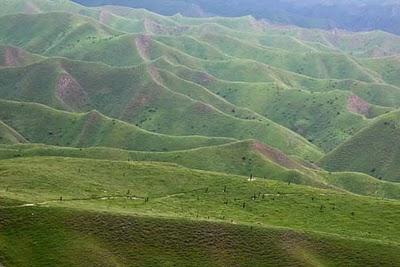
[77,111,102,145]
[56,73,88,110]
[122,94,151,118]
[143,18,163,34]
[249,17,267,32]
[143,18,188,35]
[147,65,163,86]
[99,9,112,25]
[195,72,215,86]
[135,35,152,61]
[193,102,213,113]
[347,95,370,116]
[24,2,40,14]
[3,47,22,67]
[251,141,301,169]
[120,84,162,120]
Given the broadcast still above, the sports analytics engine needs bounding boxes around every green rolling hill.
[0,99,234,151]
[1,157,400,266]
[1,142,400,200]
[0,0,399,265]
[0,53,322,160]
[320,110,400,182]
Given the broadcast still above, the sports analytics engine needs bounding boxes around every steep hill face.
[320,110,400,182]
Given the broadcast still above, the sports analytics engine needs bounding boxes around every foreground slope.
[0,157,400,266]
[1,205,400,267]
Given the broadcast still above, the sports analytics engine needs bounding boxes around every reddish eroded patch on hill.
[99,9,112,24]
[135,35,152,61]
[195,72,215,86]
[56,73,88,109]
[347,95,370,116]
[120,86,161,120]
[147,65,163,86]
[143,18,162,34]
[249,17,267,32]
[24,2,40,14]
[3,47,23,67]
[193,102,213,113]
[143,18,188,35]
[77,110,102,145]
[251,141,301,170]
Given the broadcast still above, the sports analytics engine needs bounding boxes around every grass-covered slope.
[0,57,322,160]
[0,157,399,266]
[2,205,400,267]
[1,10,400,155]
[0,99,234,151]
[153,59,387,151]
[1,157,400,243]
[0,2,400,265]
[320,110,400,182]
[2,143,400,200]
[360,56,400,88]
[0,141,307,181]
[0,121,27,145]
[0,12,120,56]
[1,205,399,267]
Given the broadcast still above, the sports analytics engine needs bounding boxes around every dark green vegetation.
[0,0,400,266]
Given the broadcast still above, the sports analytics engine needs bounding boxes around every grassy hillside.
[360,56,400,88]
[1,10,400,154]
[0,2,400,265]
[2,143,400,200]
[0,99,234,151]
[153,59,388,151]
[0,12,120,56]
[0,141,309,184]
[2,205,400,267]
[1,204,400,267]
[0,57,322,160]
[0,121,27,145]
[0,156,399,267]
[1,157,400,242]
[320,110,400,182]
